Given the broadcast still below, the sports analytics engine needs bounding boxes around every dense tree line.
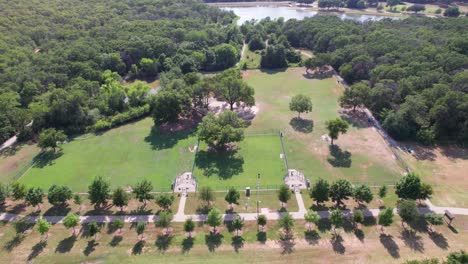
[0,0,241,142]
[276,16,467,143]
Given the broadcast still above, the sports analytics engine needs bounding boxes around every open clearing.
[243,68,403,185]
[399,144,468,207]
[16,118,198,192]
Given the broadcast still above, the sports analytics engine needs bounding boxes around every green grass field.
[244,68,402,184]
[18,118,198,192]
[10,68,401,192]
[193,135,286,189]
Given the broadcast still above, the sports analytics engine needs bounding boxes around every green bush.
[90,104,150,132]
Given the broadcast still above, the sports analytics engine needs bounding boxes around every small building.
[283,169,308,190]
[172,172,197,193]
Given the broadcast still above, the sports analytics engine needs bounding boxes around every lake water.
[221,6,399,25]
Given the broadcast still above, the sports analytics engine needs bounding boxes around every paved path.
[0,135,17,151]
[2,196,468,225]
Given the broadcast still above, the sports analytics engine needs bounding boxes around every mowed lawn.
[244,68,402,184]
[193,135,286,189]
[19,118,198,192]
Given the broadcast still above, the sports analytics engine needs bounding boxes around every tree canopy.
[290,94,313,118]
[197,111,246,150]
[325,118,349,145]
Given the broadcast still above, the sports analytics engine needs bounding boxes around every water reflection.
[221,6,400,24]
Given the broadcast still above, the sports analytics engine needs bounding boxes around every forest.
[0,0,242,141]
[0,0,467,145]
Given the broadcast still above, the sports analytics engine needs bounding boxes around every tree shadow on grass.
[354,228,365,242]
[144,126,195,150]
[317,218,332,233]
[28,240,47,261]
[289,117,313,133]
[4,234,25,252]
[231,236,245,252]
[132,240,145,255]
[181,237,194,253]
[109,235,123,247]
[304,230,320,245]
[43,205,71,217]
[327,145,352,168]
[379,234,400,258]
[429,232,449,250]
[279,232,295,254]
[83,240,99,256]
[331,234,345,254]
[195,149,244,179]
[32,151,63,168]
[399,229,424,252]
[205,233,223,252]
[257,231,267,243]
[55,236,76,253]
[155,235,173,252]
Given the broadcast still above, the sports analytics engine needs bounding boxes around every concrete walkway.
[1,195,467,225]
[0,135,17,151]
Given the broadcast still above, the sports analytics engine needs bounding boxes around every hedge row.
[89,104,151,132]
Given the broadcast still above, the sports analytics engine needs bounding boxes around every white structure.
[172,172,197,193]
[283,169,309,190]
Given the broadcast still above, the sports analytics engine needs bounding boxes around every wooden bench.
[444,210,455,226]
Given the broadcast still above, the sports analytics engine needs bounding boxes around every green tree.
[225,187,240,211]
[133,179,154,206]
[63,213,80,235]
[353,209,364,227]
[136,222,146,240]
[419,183,433,202]
[155,193,175,211]
[157,211,173,234]
[379,185,387,199]
[257,214,267,231]
[73,194,83,211]
[279,213,294,235]
[378,207,394,233]
[289,94,313,118]
[330,209,344,235]
[88,221,101,239]
[444,6,460,17]
[0,184,8,205]
[325,118,349,145]
[407,4,425,13]
[199,186,214,207]
[397,200,419,227]
[37,128,67,152]
[47,185,73,206]
[206,208,222,233]
[112,187,129,211]
[111,218,124,234]
[278,184,291,208]
[339,82,371,111]
[304,58,314,73]
[184,218,195,237]
[26,187,44,210]
[232,216,244,236]
[304,210,320,231]
[425,213,443,233]
[446,250,468,263]
[217,71,255,111]
[395,173,421,200]
[214,43,239,70]
[310,178,330,205]
[150,90,191,125]
[11,181,27,201]
[197,111,245,150]
[88,176,110,209]
[353,184,373,204]
[386,0,400,6]
[329,179,353,206]
[37,217,51,239]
